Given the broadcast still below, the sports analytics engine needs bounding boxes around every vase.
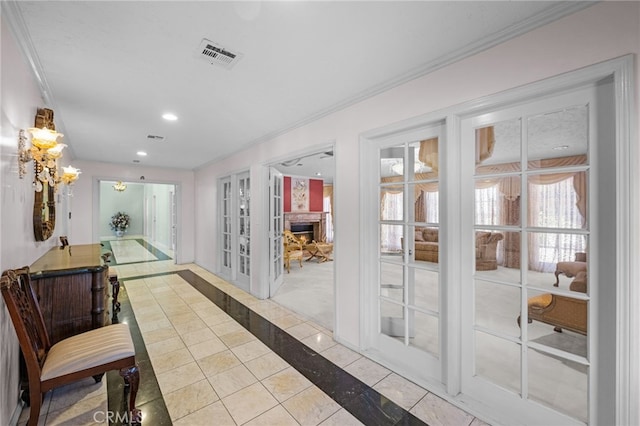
[115,230,124,237]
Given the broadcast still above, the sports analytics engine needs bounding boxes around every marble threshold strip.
[106,270,428,425]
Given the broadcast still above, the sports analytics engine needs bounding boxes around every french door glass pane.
[475,331,521,395]
[380,187,403,221]
[409,309,438,356]
[475,280,521,337]
[408,140,435,177]
[380,262,404,304]
[475,119,521,175]
[380,145,405,181]
[526,232,588,291]
[527,174,587,230]
[380,224,404,256]
[414,226,438,265]
[411,268,438,313]
[380,298,404,341]
[527,105,588,170]
[526,288,587,356]
[528,348,588,423]
[475,179,519,227]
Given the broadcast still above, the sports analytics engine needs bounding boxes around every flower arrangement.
[110,212,130,232]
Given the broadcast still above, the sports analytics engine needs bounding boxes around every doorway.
[268,148,336,330]
[98,180,177,264]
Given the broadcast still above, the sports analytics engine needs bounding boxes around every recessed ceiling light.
[162,113,178,121]
[553,145,570,150]
[137,151,147,156]
[315,172,322,176]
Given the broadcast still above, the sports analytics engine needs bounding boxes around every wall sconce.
[18,108,80,193]
[113,181,127,192]
[60,166,81,185]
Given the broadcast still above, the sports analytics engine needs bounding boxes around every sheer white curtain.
[424,191,439,224]
[475,185,501,225]
[528,176,586,272]
[381,192,403,252]
[323,195,334,243]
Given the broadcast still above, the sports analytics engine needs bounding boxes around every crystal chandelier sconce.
[18,108,80,192]
[113,181,127,192]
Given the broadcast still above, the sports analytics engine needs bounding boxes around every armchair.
[283,230,305,273]
[0,267,140,426]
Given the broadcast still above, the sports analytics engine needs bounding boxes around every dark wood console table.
[29,244,110,344]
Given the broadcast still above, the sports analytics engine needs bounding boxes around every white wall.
[194,2,639,351]
[99,181,144,237]
[0,15,65,425]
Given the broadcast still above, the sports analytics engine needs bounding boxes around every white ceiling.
[5,1,591,171]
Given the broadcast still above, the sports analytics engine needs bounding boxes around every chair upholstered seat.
[527,294,553,311]
[42,324,134,380]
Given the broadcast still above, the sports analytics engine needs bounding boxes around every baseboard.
[9,397,23,426]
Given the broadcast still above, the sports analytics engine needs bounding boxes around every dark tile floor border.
[100,240,172,266]
[109,269,428,426]
[178,269,427,426]
[106,276,171,425]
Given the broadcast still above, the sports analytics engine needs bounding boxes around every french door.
[459,83,614,425]
[370,123,445,383]
[269,168,284,297]
[219,172,251,289]
[362,59,630,425]
[237,172,251,286]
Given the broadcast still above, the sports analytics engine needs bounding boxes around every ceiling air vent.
[197,39,243,69]
[147,135,165,142]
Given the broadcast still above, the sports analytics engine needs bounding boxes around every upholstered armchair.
[283,230,305,273]
[554,252,587,286]
[475,231,505,271]
[409,228,504,270]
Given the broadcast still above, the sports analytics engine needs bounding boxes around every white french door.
[236,172,251,287]
[459,84,614,425]
[361,58,631,426]
[269,168,284,297]
[367,123,445,384]
[220,177,232,278]
[218,173,251,288]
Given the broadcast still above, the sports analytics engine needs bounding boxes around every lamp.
[60,166,81,185]
[18,108,80,193]
[113,181,127,192]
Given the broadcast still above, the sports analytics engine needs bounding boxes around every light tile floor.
[18,239,489,426]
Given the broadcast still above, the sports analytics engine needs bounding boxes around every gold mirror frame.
[34,179,55,241]
[32,108,57,241]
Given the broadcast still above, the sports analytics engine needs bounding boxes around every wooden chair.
[283,238,304,273]
[284,229,307,247]
[0,267,140,426]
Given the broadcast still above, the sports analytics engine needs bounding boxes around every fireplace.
[290,223,314,242]
[284,212,327,242]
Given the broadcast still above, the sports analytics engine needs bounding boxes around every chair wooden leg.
[26,389,42,426]
[120,364,141,424]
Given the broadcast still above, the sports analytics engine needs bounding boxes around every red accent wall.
[283,176,324,212]
[309,179,323,211]
[284,176,291,212]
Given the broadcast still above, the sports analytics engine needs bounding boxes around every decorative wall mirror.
[31,108,57,241]
[34,178,56,241]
